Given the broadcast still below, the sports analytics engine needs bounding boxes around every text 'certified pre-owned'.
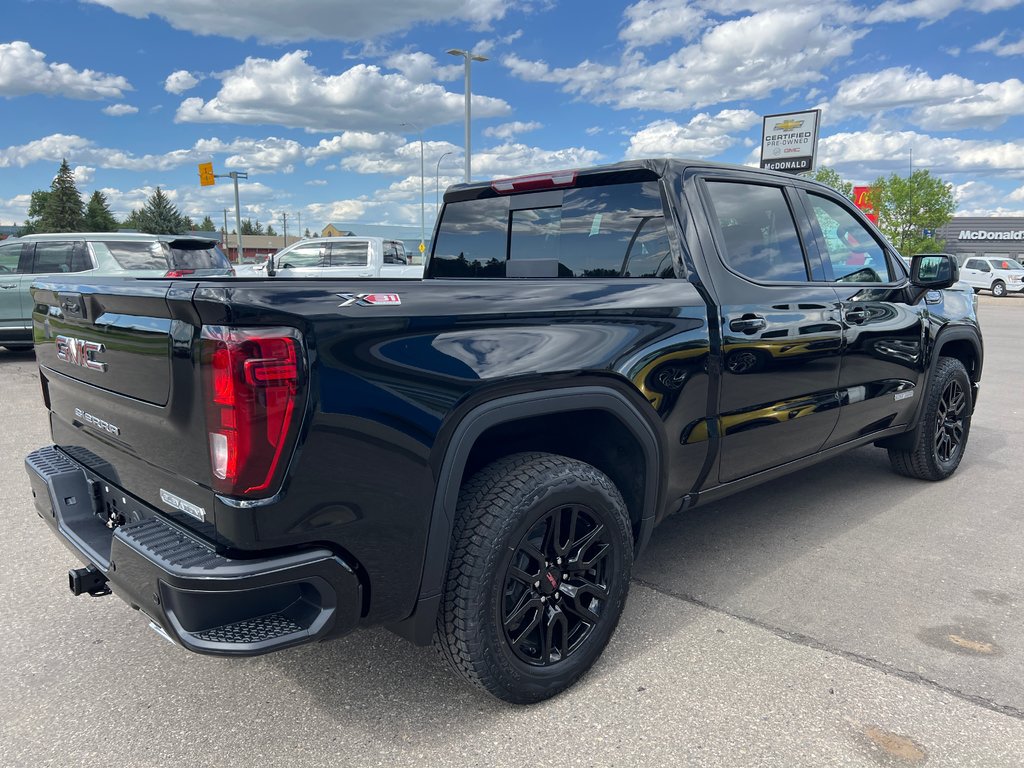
[56,335,107,372]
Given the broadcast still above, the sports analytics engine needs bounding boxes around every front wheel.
[991,280,1007,297]
[888,357,972,480]
[436,452,633,703]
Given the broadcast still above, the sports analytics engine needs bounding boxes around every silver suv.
[0,232,232,350]
[960,256,1024,297]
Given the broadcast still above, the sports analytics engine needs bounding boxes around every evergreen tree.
[239,218,265,235]
[121,209,144,230]
[266,224,277,236]
[83,191,119,232]
[40,159,85,232]
[21,190,51,234]
[304,228,311,238]
[197,215,217,231]
[137,187,190,234]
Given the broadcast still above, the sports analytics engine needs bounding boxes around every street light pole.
[436,150,453,219]
[213,170,248,261]
[446,49,488,182]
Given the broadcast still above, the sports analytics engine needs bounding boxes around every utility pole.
[222,208,229,252]
[282,212,288,245]
[296,211,302,238]
[228,171,247,261]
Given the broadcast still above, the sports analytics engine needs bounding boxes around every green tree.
[810,166,854,200]
[266,223,277,236]
[39,159,85,232]
[20,190,52,234]
[83,191,119,232]
[197,215,217,231]
[239,218,264,235]
[136,187,190,234]
[304,228,311,238]
[870,170,956,256]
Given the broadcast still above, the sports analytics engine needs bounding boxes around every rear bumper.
[25,446,363,656]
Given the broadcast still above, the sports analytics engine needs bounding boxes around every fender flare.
[389,385,663,644]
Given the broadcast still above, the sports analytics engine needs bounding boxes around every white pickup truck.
[238,236,423,278]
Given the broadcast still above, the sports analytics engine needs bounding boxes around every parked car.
[24,160,980,703]
[0,233,232,350]
[236,237,423,279]
[959,256,1024,297]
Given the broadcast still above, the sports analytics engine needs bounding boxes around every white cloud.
[620,0,707,46]
[864,0,1021,24]
[73,166,96,185]
[484,121,543,139]
[102,103,139,116]
[971,33,1024,57]
[83,0,513,42]
[0,41,131,99]
[625,109,759,158]
[0,193,33,223]
[817,130,1024,176]
[473,142,603,179]
[829,67,1024,130]
[164,69,201,94]
[305,179,328,186]
[505,9,864,111]
[384,52,462,83]
[175,50,511,132]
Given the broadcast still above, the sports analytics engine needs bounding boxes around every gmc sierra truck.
[24,160,982,704]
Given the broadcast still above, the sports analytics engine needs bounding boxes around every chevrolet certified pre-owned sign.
[959,230,1024,240]
[760,109,821,174]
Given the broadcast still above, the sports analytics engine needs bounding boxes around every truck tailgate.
[31,279,217,533]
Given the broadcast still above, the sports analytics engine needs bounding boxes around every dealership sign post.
[760,110,821,174]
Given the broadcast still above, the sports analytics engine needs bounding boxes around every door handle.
[845,308,870,324]
[0,283,16,289]
[729,316,766,333]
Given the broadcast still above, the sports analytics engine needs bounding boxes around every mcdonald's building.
[935,217,1024,265]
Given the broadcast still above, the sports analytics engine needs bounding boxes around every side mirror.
[908,253,958,302]
[266,253,276,277]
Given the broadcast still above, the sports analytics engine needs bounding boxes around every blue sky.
[2,0,1023,233]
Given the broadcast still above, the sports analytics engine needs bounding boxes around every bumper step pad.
[193,614,304,644]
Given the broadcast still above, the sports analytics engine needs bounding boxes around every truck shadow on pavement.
[268,435,1003,734]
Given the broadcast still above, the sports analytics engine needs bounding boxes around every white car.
[240,237,423,279]
[959,256,1024,297]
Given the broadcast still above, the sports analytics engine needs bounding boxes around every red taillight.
[165,269,196,278]
[491,170,577,194]
[201,326,304,497]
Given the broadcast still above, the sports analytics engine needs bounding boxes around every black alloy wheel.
[436,452,633,704]
[501,503,612,666]
[934,378,966,463]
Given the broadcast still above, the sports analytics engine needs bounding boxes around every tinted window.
[988,257,1022,270]
[383,241,406,265]
[431,196,509,277]
[31,241,76,274]
[807,194,891,283]
[277,244,326,269]
[0,242,25,273]
[964,259,986,271]
[430,182,673,279]
[705,181,808,282]
[165,241,230,271]
[329,241,369,266]
[95,241,166,270]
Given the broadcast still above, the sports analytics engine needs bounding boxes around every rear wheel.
[991,280,1007,297]
[888,357,972,481]
[436,452,633,703]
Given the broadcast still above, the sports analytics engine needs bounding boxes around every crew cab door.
[797,189,928,447]
[694,174,843,483]
[324,240,373,277]
[960,258,989,290]
[275,242,328,277]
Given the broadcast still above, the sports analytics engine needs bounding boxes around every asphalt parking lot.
[2,294,1022,767]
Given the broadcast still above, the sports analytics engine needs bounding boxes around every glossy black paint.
[26,159,982,644]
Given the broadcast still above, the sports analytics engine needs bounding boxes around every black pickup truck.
[25,160,982,703]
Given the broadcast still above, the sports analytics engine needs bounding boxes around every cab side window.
[705,181,809,283]
[383,242,406,265]
[0,242,25,273]
[807,194,891,283]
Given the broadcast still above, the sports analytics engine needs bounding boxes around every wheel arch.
[389,385,664,645]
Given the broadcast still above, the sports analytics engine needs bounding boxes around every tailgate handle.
[59,292,86,319]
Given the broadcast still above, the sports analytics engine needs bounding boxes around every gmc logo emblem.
[55,335,107,372]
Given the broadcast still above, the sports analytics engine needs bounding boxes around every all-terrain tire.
[888,357,972,481]
[435,452,633,704]
[991,280,1007,297]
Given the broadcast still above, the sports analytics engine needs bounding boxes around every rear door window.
[0,242,25,273]
[328,241,369,266]
[30,241,78,273]
[96,241,167,270]
[704,181,809,283]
